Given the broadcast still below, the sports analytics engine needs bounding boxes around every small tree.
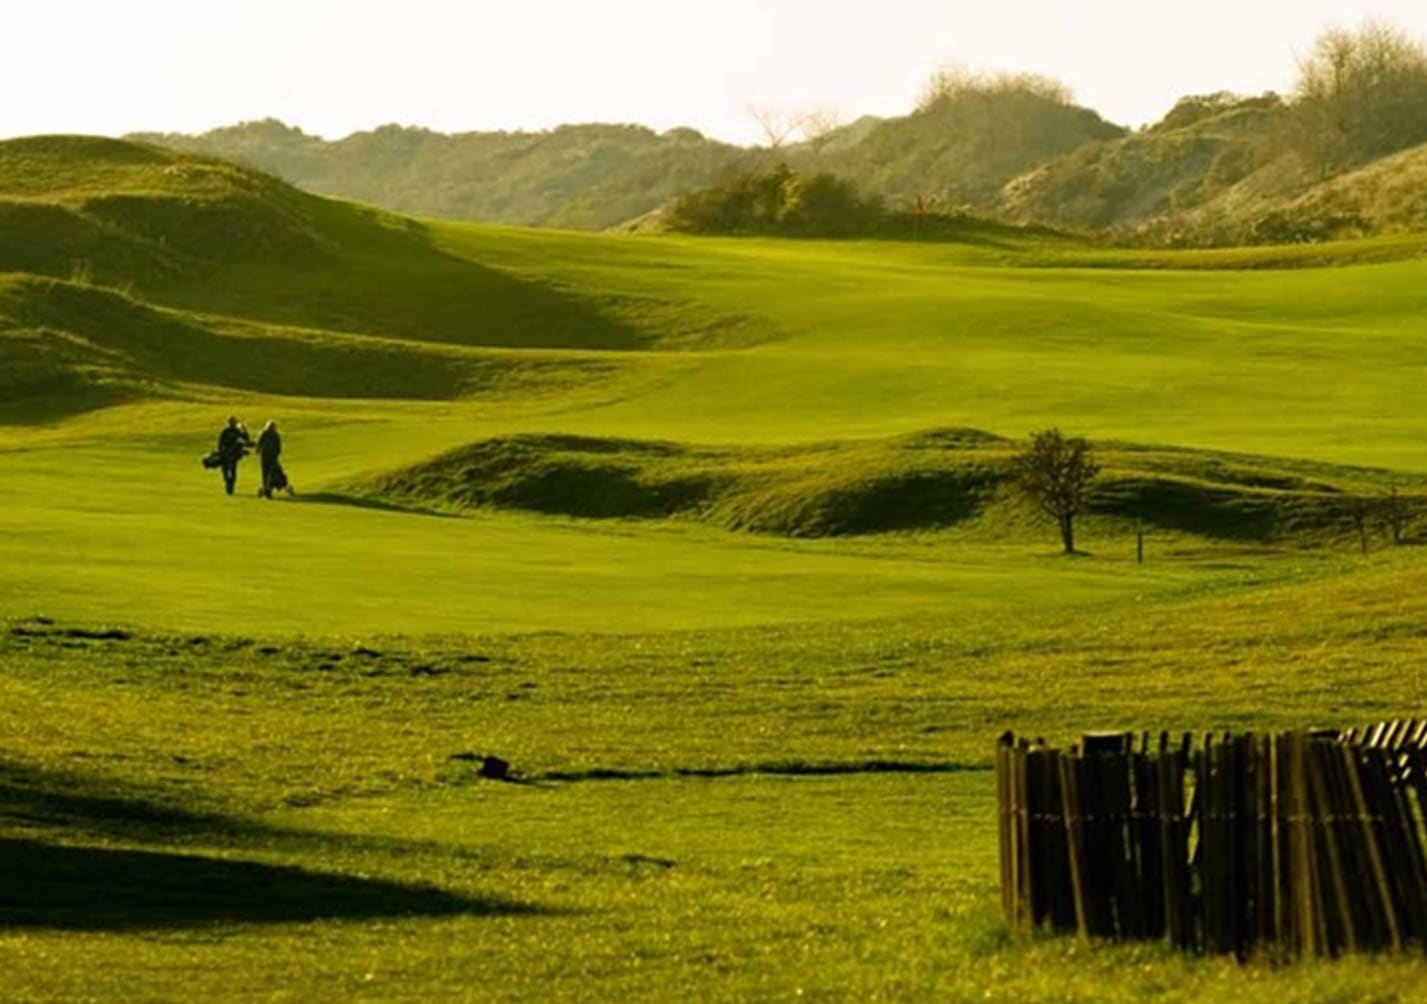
[1013,428,1099,554]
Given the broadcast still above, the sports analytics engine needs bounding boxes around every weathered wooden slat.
[1133,746,1165,939]
[1350,745,1407,950]
[1102,747,1139,939]
[1284,733,1319,957]
[1307,738,1357,955]
[1388,720,1410,752]
[1317,739,1369,952]
[1080,744,1114,937]
[996,733,1015,927]
[1026,747,1074,930]
[1058,751,1091,940]
[1045,749,1077,930]
[1015,741,1033,930]
[1157,746,1191,949]
[1390,745,1427,947]
[1201,735,1229,953]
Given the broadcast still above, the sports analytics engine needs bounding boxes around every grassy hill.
[133,119,758,230]
[0,136,762,422]
[0,136,677,349]
[1000,87,1427,246]
[140,106,1427,246]
[807,79,1124,208]
[9,137,1427,1000]
[999,94,1290,233]
[131,87,1124,231]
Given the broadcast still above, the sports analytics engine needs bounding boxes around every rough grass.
[5,548,1427,1001]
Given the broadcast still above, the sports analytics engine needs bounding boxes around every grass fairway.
[424,224,1427,467]
[4,137,1427,1000]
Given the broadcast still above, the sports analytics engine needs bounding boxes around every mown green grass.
[6,136,1427,1000]
[420,224,1427,468]
[0,429,1245,636]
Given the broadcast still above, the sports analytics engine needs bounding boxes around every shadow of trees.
[0,837,538,931]
[0,761,548,931]
[0,761,261,845]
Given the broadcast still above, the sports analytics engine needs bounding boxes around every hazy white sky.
[2,1,1424,145]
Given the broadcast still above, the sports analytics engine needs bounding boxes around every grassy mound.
[0,136,671,353]
[354,430,1005,536]
[0,136,328,279]
[353,431,1421,544]
[0,325,137,423]
[0,275,633,420]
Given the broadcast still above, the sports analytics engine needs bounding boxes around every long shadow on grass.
[0,837,538,931]
[0,764,551,929]
[290,491,460,519]
[0,761,265,845]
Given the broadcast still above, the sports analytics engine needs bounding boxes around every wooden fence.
[996,722,1427,956]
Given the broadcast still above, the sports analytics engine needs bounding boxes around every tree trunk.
[1060,513,1075,554]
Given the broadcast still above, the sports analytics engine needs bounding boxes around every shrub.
[666,165,882,237]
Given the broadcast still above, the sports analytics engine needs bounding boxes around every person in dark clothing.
[216,416,251,496]
[256,420,288,499]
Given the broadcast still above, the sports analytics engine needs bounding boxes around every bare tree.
[1292,18,1427,169]
[744,103,847,150]
[744,103,805,149]
[1013,429,1099,554]
[799,105,846,148]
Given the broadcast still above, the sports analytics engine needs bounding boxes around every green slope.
[0,274,641,423]
[419,222,1427,470]
[0,136,698,354]
[0,136,766,421]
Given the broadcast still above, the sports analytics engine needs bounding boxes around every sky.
[2,1,1425,145]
